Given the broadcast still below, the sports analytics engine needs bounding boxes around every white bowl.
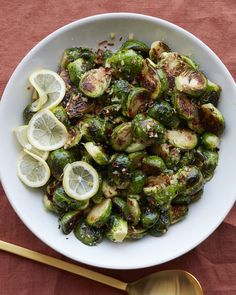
[0,13,235,269]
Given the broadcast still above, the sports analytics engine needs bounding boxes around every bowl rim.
[0,12,236,270]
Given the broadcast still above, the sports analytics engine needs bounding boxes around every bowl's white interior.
[0,13,235,269]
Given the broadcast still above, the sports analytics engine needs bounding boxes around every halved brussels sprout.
[126,87,150,118]
[128,151,147,168]
[79,115,112,143]
[52,106,71,128]
[53,186,89,213]
[200,79,221,106]
[149,211,170,237]
[129,170,147,194]
[108,153,132,189]
[79,67,111,98]
[43,194,58,214]
[141,207,159,229]
[178,150,195,168]
[132,114,166,144]
[125,137,147,153]
[111,79,133,104]
[86,199,112,227]
[60,47,96,68]
[106,215,128,243]
[172,92,198,120]
[152,143,181,170]
[176,166,204,195]
[126,226,147,240]
[47,149,76,180]
[65,93,95,119]
[74,219,103,246]
[105,49,143,81]
[119,40,150,57]
[83,142,110,165]
[102,180,118,198]
[67,58,93,85]
[127,198,141,226]
[64,126,82,149]
[46,179,61,196]
[138,59,168,99]
[23,104,35,124]
[149,41,170,63]
[175,70,207,96]
[172,189,203,205]
[99,104,122,118]
[59,211,81,234]
[91,173,104,204]
[167,129,198,150]
[181,55,198,70]
[187,111,205,134]
[200,103,225,135]
[148,100,180,129]
[169,205,188,224]
[112,197,129,218]
[142,155,167,175]
[201,132,220,150]
[110,122,133,151]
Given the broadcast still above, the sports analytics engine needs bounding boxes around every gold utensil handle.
[0,240,127,291]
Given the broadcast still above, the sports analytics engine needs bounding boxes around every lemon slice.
[27,110,68,151]
[14,125,49,160]
[17,149,50,187]
[29,69,66,111]
[63,161,99,200]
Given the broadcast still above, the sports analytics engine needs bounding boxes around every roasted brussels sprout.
[167,129,198,150]
[106,215,128,242]
[149,211,170,237]
[201,132,220,150]
[141,207,159,229]
[169,205,188,224]
[43,194,58,214]
[52,106,71,128]
[119,40,149,57]
[153,143,181,170]
[79,67,111,98]
[23,104,35,124]
[108,153,132,189]
[112,197,129,218]
[148,100,180,129]
[126,226,147,240]
[187,111,205,134]
[47,149,76,180]
[86,199,112,227]
[200,103,225,135]
[96,48,113,66]
[175,70,207,96]
[67,58,93,85]
[138,59,168,99]
[200,79,221,106]
[142,155,167,175]
[127,198,141,225]
[125,139,147,153]
[106,49,143,81]
[111,79,133,104]
[149,41,170,63]
[172,92,197,120]
[74,219,103,246]
[129,170,147,194]
[181,55,199,70]
[83,142,110,165]
[59,211,81,234]
[172,189,203,205]
[79,116,112,143]
[102,180,118,198]
[65,93,95,119]
[132,114,166,144]
[178,150,195,168]
[64,126,82,149]
[60,47,96,68]
[126,87,150,118]
[99,104,122,118]
[111,122,133,151]
[128,151,147,168]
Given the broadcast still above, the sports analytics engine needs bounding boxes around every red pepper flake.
[107,42,114,46]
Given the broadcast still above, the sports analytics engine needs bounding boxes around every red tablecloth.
[0,1,235,294]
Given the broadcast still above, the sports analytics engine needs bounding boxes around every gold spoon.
[0,240,203,294]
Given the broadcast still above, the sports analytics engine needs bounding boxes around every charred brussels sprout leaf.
[200,80,221,106]
[125,138,147,153]
[127,198,141,226]
[111,79,133,104]
[67,58,93,85]
[102,180,118,198]
[86,199,112,227]
[129,170,147,194]
[112,197,129,218]
[119,40,150,57]
[59,211,81,234]
[148,100,180,129]
[175,70,207,96]
[126,226,147,240]
[106,215,128,242]
[200,103,225,135]
[79,67,111,98]
[132,114,166,144]
[142,156,167,175]
[170,205,188,224]
[126,87,150,118]
[172,92,198,120]
[106,49,143,81]
[187,111,205,134]
[167,129,198,150]
[52,106,71,128]
[149,41,170,63]
[47,149,75,180]
[65,93,94,119]
[43,194,59,214]
[99,104,122,118]
[23,104,35,124]
[111,122,133,151]
[83,142,110,165]
[202,132,220,150]
[181,55,199,70]
[74,219,103,246]
[64,126,82,149]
